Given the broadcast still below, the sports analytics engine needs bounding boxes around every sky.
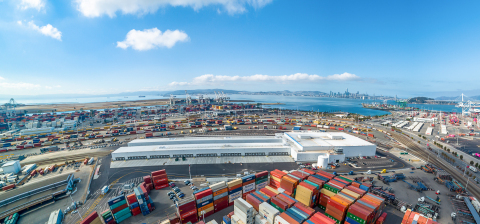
[1,0,480,98]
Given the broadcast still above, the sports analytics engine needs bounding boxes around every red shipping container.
[214,200,228,212]
[203,210,214,218]
[311,212,336,224]
[294,202,315,217]
[259,188,276,198]
[300,168,316,175]
[277,194,296,206]
[181,213,198,224]
[143,175,152,184]
[271,195,289,210]
[214,196,228,205]
[180,209,197,219]
[178,200,196,212]
[112,203,128,214]
[80,211,99,224]
[255,171,268,178]
[131,207,141,216]
[155,184,169,190]
[195,189,213,200]
[325,206,345,221]
[127,193,137,204]
[153,177,168,185]
[2,184,15,191]
[316,170,335,179]
[146,183,153,191]
[246,194,261,211]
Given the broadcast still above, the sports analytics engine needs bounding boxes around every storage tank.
[317,154,329,169]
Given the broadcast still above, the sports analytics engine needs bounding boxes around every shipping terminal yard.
[2,98,480,224]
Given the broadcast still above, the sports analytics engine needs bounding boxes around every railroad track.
[387,130,480,199]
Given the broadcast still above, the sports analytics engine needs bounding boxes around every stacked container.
[151,169,169,190]
[108,195,132,223]
[134,185,153,216]
[270,195,289,212]
[143,175,153,190]
[401,209,439,224]
[279,175,298,196]
[195,188,214,218]
[228,179,243,206]
[269,170,286,190]
[101,210,115,224]
[176,196,198,224]
[81,211,102,224]
[325,194,354,223]
[319,188,336,210]
[255,171,268,190]
[242,174,256,199]
[211,181,229,212]
[233,198,254,224]
[259,202,280,224]
[307,212,336,224]
[126,193,140,216]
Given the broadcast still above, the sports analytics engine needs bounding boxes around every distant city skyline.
[1,1,480,97]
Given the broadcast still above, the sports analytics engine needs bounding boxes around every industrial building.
[112,131,376,162]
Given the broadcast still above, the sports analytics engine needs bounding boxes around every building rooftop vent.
[299,135,312,139]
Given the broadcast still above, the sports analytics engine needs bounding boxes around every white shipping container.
[259,202,279,224]
[243,183,255,193]
[274,215,289,224]
[255,214,268,224]
[234,207,253,224]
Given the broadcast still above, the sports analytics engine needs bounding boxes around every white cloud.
[0,81,41,90]
[117,28,188,50]
[0,76,5,81]
[19,0,45,11]
[74,0,273,18]
[17,21,22,25]
[169,73,361,86]
[21,21,62,41]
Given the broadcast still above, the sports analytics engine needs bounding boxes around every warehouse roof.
[114,142,289,153]
[284,131,374,148]
[128,136,282,147]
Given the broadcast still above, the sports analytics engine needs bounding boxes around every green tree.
[471,161,475,165]
[476,163,479,168]
[460,155,463,160]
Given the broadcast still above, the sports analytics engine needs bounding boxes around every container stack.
[270,195,289,212]
[228,179,243,206]
[233,198,254,224]
[134,185,152,216]
[319,187,336,210]
[316,171,335,180]
[126,193,141,216]
[324,194,354,223]
[255,171,268,190]
[258,202,280,224]
[143,175,153,190]
[279,175,298,196]
[195,188,215,218]
[108,195,132,223]
[401,209,439,224]
[151,169,169,190]
[269,169,286,190]
[81,211,102,224]
[176,196,198,224]
[242,174,256,199]
[306,212,336,224]
[101,210,115,224]
[211,181,229,213]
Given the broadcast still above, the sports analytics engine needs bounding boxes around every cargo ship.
[139,96,145,98]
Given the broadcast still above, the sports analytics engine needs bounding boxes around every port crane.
[169,95,176,106]
[214,91,230,104]
[185,90,192,105]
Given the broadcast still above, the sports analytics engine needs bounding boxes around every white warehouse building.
[112,131,376,162]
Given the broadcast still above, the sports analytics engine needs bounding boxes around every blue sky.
[1,0,480,97]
